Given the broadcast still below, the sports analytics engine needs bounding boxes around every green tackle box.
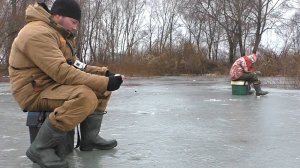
[231,80,249,95]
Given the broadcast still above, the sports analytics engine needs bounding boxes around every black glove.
[105,70,115,77]
[107,76,123,91]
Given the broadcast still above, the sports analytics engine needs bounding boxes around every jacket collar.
[49,17,75,39]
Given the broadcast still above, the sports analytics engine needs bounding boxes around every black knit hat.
[50,0,81,21]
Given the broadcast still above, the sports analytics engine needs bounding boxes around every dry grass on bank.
[255,53,300,77]
[100,58,230,77]
[2,53,300,88]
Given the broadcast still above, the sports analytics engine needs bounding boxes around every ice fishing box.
[231,80,249,95]
[26,112,75,155]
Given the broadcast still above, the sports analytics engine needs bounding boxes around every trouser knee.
[96,91,111,112]
[75,86,99,117]
[49,85,99,132]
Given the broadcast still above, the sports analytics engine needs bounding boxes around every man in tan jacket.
[8,0,123,167]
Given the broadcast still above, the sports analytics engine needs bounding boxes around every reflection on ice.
[0,92,11,95]
[204,99,222,102]
[130,111,155,115]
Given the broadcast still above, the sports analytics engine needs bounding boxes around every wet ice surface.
[1,76,300,168]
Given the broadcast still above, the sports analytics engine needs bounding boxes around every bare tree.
[250,0,285,53]
[277,11,300,55]
[180,0,206,54]
[4,0,17,64]
[0,0,11,64]
[190,0,286,63]
[121,0,146,58]
[0,0,297,76]
[203,7,223,60]
[152,0,180,54]
[192,0,240,63]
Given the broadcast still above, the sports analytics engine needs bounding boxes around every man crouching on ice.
[8,0,123,167]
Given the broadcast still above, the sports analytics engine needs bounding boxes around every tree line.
[1,0,300,76]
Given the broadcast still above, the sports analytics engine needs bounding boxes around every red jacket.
[229,53,257,80]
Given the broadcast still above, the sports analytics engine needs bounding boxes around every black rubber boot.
[80,111,117,151]
[247,84,255,95]
[26,118,68,168]
[248,90,255,95]
[254,84,269,96]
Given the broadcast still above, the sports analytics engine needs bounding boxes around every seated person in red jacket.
[230,52,268,96]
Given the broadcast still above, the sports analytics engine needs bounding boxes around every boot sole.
[26,149,69,168]
[26,149,42,166]
[80,142,117,151]
[256,93,269,96]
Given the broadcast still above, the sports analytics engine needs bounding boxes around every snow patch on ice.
[2,135,10,138]
[2,149,17,152]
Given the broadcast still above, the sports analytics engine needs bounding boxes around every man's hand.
[107,76,123,91]
[255,71,262,76]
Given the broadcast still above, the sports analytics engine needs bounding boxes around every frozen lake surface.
[1,76,300,168]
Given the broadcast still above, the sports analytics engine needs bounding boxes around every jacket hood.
[246,54,257,63]
[25,3,74,39]
[25,3,51,24]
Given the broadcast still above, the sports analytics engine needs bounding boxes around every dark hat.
[50,0,81,21]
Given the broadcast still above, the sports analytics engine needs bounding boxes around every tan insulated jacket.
[9,4,109,110]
